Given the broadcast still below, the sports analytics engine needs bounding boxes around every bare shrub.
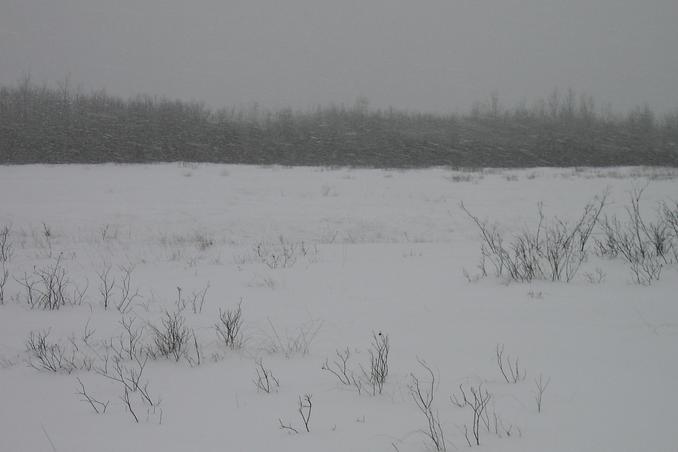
[496,344,526,383]
[322,347,354,386]
[663,201,678,238]
[121,386,140,423]
[255,236,317,269]
[363,332,389,396]
[34,254,71,309]
[75,377,109,414]
[39,222,54,258]
[534,374,551,413]
[597,187,673,284]
[264,318,322,358]
[662,201,678,261]
[216,301,244,349]
[322,347,364,394]
[461,194,606,283]
[298,394,313,432]
[278,419,299,434]
[95,353,159,408]
[183,330,201,367]
[115,316,146,361]
[488,409,521,439]
[0,263,8,305]
[451,384,492,447]
[322,333,389,396]
[97,263,115,310]
[0,225,12,263]
[253,358,279,393]
[194,233,214,251]
[150,310,190,362]
[26,330,92,373]
[175,283,210,314]
[279,394,313,434]
[408,359,446,451]
[16,254,86,310]
[190,283,209,314]
[583,267,606,284]
[116,264,140,313]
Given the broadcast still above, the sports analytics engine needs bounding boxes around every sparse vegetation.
[2,165,677,452]
[408,359,446,451]
[263,318,322,358]
[451,384,493,447]
[462,194,606,283]
[364,332,390,396]
[253,359,279,393]
[597,187,677,284]
[150,310,191,362]
[534,374,551,413]
[0,225,12,263]
[26,329,92,373]
[215,301,244,350]
[496,344,527,384]
[16,254,87,309]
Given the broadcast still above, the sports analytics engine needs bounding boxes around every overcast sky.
[2,0,677,114]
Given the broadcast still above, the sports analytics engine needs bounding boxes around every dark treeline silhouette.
[1,77,677,167]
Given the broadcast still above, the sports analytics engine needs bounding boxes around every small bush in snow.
[26,329,92,373]
[0,263,8,305]
[451,383,492,447]
[150,310,191,362]
[215,301,244,350]
[364,331,389,396]
[254,236,317,269]
[264,318,322,358]
[279,394,313,434]
[0,225,12,263]
[496,344,527,384]
[16,254,87,310]
[253,358,279,393]
[408,359,446,451]
[596,187,676,284]
[534,374,551,413]
[461,194,606,283]
[75,377,110,414]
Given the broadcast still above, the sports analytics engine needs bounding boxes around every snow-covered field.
[0,164,677,452]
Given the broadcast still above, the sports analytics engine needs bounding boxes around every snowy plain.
[0,164,677,452]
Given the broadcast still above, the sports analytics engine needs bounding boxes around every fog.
[2,0,677,113]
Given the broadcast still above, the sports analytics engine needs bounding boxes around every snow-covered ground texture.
[1,164,677,452]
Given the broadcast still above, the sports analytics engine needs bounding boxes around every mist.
[2,0,677,113]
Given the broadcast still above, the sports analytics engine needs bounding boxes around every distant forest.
[1,77,677,167]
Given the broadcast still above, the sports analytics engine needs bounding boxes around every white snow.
[0,164,677,452]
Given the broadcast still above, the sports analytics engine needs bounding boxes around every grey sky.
[1,0,677,113]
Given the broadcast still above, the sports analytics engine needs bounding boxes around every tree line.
[1,77,676,167]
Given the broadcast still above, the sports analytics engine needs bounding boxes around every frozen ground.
[0,164,677,452]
